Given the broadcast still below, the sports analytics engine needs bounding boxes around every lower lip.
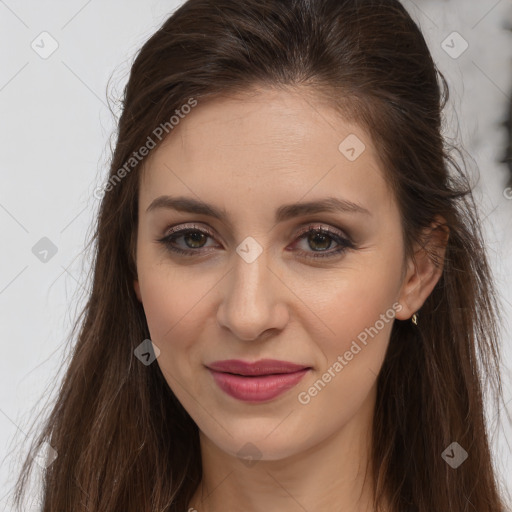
[208,368,310,403]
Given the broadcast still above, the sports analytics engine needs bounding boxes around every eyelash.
[157,223,355,260]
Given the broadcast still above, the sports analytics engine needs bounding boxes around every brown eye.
[157,225,218,256]
[292,225,355,259]
[181,230,208,249]
[157,223,355,260]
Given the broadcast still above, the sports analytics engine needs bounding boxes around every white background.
[0,0,511,509]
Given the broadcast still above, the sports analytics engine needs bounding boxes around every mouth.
[206,359,312,403]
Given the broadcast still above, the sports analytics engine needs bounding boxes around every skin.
[133,86,447,512]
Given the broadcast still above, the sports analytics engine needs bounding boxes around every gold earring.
[411,312,418,325]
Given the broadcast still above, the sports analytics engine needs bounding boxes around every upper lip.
[207,359,311,376]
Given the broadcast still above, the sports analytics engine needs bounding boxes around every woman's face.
[134,87,413,461]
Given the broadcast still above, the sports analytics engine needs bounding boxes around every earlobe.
[395,216,449,321]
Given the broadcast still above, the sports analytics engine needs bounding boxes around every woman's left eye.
[157,223,355,259]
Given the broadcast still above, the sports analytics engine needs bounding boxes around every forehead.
[139,87,395,219]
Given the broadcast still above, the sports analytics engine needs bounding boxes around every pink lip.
[206,359,311,403]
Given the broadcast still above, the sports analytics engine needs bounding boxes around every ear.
[395,215,449,321]
[134,279,142,302]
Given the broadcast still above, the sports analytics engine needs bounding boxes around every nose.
[216,247,289,342]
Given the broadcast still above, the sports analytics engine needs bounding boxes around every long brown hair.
[11,0,510,510]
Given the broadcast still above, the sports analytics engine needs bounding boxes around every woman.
[13,0,510,510]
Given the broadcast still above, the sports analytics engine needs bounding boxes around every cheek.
[295,278,399,436]
[136,257,226,389]
[138,270,178,342]
[332,274,398,342]
[306,242,404,390]
[315,285,396,383]
[316,251,402,344]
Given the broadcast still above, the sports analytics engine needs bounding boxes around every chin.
[202,418,318,463]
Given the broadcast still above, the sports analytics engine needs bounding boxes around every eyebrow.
[146,195,371,222]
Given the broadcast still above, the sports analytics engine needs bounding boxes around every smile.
[206,359,311,403]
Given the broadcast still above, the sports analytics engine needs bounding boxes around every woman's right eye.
[157,226,218,256]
